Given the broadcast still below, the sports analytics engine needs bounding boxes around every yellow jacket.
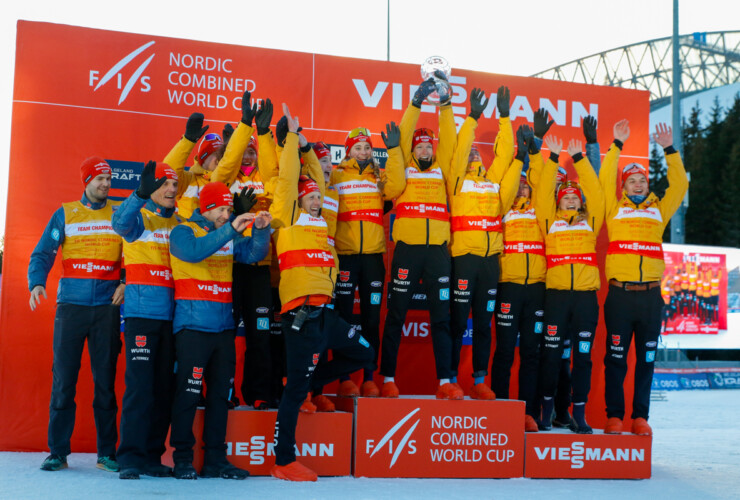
[393,103,456,245]
[447,116,518,257]
[270,133,336,307]
[164,122,254,219]
[329,148,404,255]
[536,154,604,291]
[601,144,688,282]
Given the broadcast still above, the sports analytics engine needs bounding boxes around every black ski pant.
[381,242,452,379]
[48,303,121,458]
[233,263,276,406]
[334,253,385,374]
[170,329,235,466]
[117,317,175,469]
[450,253,500,378]
[539,290,599,404]
[604,284,663,420]
[275,306,373,466]
[490,281,545,417]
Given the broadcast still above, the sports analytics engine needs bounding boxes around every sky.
[1,0,737,235]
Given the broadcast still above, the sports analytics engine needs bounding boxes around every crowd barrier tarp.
[0,21,649,451]
[652,367,740,390]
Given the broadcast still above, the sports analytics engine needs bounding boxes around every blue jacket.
[28,193,120,306]
[170,210,270,333]
[112,191,179,321]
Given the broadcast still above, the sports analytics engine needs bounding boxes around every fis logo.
[89,41,155,105]
[366,408,420,467]
[135,335,146,347]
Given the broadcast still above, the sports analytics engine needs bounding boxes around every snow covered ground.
[1,391,738,500]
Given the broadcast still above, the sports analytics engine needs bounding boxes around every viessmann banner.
[0,21,649,451]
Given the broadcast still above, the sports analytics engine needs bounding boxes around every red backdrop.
[0,21,650,451]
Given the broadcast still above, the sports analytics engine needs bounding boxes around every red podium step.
[163,407,353,476]
[525,429,652,479]
[333,396,526,478]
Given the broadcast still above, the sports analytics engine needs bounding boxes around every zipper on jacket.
[570,264,574,291]
[485,232,490,257]
[426,218,430,246]
[639,255,644,282]
[525,254,530,285]
[359,221,364,253]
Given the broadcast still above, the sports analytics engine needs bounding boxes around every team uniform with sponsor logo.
[330,145,404,384]
[491,151,547,420]
[28,191,123,465]
[164,122,253,219]
[111,185,179,475]
[380,103,457,386]
[447,114,517,386]
[601,141,687,427]
[270,133,374,475]
[227,133,283,408]
[535,151,605,431]
[168,204,269,473]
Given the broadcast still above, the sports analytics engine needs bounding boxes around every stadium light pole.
[387,0,390,62]
[670,0,686,244]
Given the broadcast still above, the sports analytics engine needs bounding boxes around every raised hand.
[136,160,166,199]
[234,186,257,216]
[613,119,631,143]
[231,212,256,233]
[469,88,490,120]
[412,78,437,107]
[184,112,209,142]
[515,124,531,160]
[534,108,554,139]
[241,90,258,126]
[222,123,234,142]
[544,135,563,156]
[567,139,583,157]
[255,98,273,135]
[653,123,673,148]
[496,85,510,118]
[254,211,273,229]
[382,122,400,149]
[583,115,598,143]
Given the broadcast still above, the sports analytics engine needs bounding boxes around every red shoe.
[469,383,496,400]
[436,383,464,400]
[299,393,316,414]
[524,415,539,432]
[604,417,623,434]
[360,380,380,397]
[338,380,360,397]
[381,381,399,398]
[312,395,335,412]
[270,461,318,482]
[631,418,652,436]
[452,382,463,392]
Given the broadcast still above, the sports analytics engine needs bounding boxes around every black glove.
[526,128,539,155]
[241,90,258,126]
[469,88,489,120]
[233,186,257,216]
[184,112,209,142]
[496,85,510,118]
[412,78,437,108]
[515,125,530,162]
[583,115,598,144]
[136,161,166,200]
[533,108,554,139]
[275,115,302,147]
[222,123,234,142]
[255,98,273,136]
[381,121,400,149]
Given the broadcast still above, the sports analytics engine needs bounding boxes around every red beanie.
[199,182,233,213]
[298,175,320,200]
[195,133,224,165]
[412,128,435,150]
[557,181,583,206]
[80,156,111,186]
[345,127,373,157]
[313,141,331,160]
[621,163,649,186]
[155,162,178,181]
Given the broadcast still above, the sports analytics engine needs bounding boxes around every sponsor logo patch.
[646,341,657,348]
[192,367,203,380]
[646,350,656,362]
[359,335,370,348]
[547,325,557,336]
[439,288,449,301]
[578,341,591,354]
[578,331,592,338]
[438,276,449,283]
[488,288,497,296]
[370,293,381,305]
[534,322,543,334]
[562,347,571,358]
[371,281,383,287]
[500,303,511,314]
[612,335,621,346]
[256,306,269,314]
[398,268,409,280]
[257,318,270,330]
[339,270,350,282]
[487,300,496,312]
[348,327,357,339]
[51,228,60,241]
[535,310,544,317]
[312,353,320,366]
[135,335,146,347]
[458,279,469,291]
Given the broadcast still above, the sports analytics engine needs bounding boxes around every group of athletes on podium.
[28,73,688,481]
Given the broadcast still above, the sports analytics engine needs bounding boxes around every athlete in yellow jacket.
[602,120,689,436]
[329,123,405,397]
[379,77,458,399]
[536,136,605,434]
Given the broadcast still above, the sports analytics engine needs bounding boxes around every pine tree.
[715,95,740,247]
[683,103,711,245]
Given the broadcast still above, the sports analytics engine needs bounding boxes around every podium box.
[525,429,652,479]
[163,407,353,476]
